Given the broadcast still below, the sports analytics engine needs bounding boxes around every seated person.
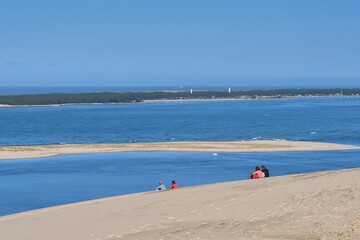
[156,181,167,191]
[251,166,265,179]
[261,165,270,177]
[169,180,179,189]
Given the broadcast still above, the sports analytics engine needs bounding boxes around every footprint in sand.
[104,235,123,239]
[153,223,163,227]
[138,224,151,229]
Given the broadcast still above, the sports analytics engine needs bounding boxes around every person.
[251,166,265,179]
[169,180,179,189]
[156,181,167,191]
[261,165,270,177]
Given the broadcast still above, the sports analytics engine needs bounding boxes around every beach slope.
[0,168,359,239]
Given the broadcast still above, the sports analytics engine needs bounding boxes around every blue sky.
[0,0,359,87]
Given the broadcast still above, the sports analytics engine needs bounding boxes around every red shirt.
[171,183,179,188]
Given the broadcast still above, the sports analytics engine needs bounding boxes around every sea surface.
[0,96,360,216]
[0,97,359,146]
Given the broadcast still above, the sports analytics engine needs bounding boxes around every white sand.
[0,140,359,160]
[0,168,359,239]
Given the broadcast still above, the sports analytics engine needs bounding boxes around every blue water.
[0,97,359,146]
[0,97,360,216]
[0,150,359,216]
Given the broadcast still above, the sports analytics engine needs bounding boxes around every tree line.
[0,88,359,105]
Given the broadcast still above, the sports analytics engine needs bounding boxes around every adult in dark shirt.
[261,165,270,177]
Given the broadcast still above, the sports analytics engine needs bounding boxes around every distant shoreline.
[0,94,359,108]
[0,140,359,160]
[143,95,359,103]
[0,88,359,107]
[0,96,284,108]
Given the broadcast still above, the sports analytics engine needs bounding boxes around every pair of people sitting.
[250,165,269,179]
[156,180,179,191]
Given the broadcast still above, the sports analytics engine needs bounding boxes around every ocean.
[0,97,359,146]
[0,96,359,216]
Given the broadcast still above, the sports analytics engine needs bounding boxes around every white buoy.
[213,153,218,156]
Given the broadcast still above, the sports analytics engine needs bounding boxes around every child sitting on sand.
[251,166,265,179]
[169,180,179,189]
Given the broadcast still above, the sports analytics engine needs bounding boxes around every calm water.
[0,97,359,146]
[0,97,360,216]
[0,150,359,216]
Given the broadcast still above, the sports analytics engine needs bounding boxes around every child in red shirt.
[169,180,179,189]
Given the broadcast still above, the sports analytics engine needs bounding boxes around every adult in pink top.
[251,166,265,179]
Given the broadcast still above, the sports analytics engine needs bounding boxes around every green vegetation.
[0,88,359,106]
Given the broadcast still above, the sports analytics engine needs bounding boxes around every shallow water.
[0,150,359,216]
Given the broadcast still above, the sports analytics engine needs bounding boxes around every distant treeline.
[0,88,359,106]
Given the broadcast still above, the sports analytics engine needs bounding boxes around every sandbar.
[0,168,359,239]
[0,140,359,160]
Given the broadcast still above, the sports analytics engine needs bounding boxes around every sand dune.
[0,168,359,239]
[0,140,359,160]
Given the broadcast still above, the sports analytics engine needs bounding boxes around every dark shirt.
[262,168,270,177]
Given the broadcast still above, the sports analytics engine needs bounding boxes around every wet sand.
[0,140,359,160]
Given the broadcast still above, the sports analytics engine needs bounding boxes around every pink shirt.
[252,170,265,179]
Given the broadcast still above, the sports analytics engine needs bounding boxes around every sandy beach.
[0,140,359,160]
[0,168,359,239]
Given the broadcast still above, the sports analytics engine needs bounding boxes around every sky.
[0,0,359,87]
